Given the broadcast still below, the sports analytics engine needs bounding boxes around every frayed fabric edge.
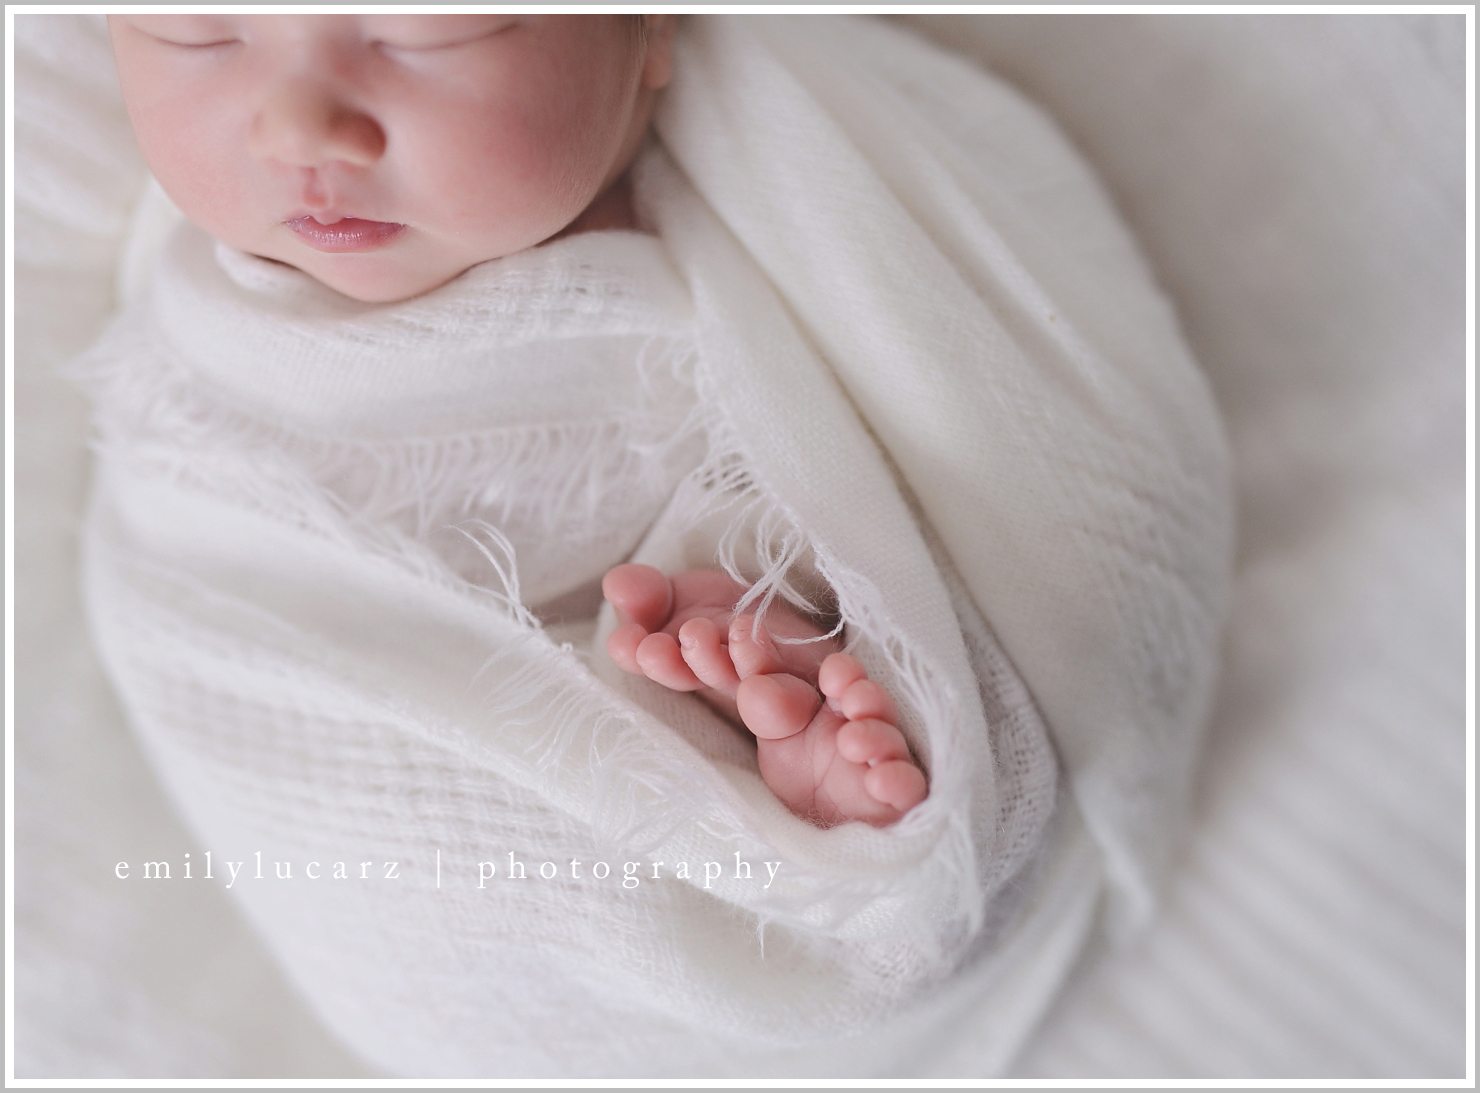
[60,317,705,596]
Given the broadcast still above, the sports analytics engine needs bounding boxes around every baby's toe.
[863,760,928,813]
[602,563,675,632]
[606,621,649,675]
[838,678,898,724]
[678,616,741,695]
[635,631,703,692]
[819,653,866,702]
[728,613,787,679]
[735,672,823,740]
[835,717,910,766]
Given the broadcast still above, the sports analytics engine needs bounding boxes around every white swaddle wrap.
[64,14,1233,1077]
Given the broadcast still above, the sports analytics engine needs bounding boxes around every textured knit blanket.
[62,14,1233,1077]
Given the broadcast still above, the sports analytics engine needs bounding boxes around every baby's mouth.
[285,214,407,254]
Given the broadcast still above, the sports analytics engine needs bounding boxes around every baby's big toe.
[736,672,823,741]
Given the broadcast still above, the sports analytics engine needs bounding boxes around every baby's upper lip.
[284,208,400,227]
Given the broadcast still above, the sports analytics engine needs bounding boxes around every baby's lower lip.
[285,216,406,253]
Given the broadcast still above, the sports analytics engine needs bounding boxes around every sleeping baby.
[103,11,928,829]
[46,8,1234,1073]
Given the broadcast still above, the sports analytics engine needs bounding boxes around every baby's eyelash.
[372,28,507,53]
[370,41,439,54]
[155,37,239,50]
[144,28,506,54]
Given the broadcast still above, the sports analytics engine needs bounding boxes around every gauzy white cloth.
[59,13,1232,1078]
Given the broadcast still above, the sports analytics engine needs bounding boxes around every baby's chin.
[320,268,467,306]
[253,250,476,305]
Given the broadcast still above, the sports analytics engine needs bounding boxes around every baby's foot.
[602,563,927,828]
[727,620,928,828]
[602,563,830,725]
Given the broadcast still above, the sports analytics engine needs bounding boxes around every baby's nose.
[248,82,386,170]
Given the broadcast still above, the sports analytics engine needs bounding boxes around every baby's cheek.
[120,97,255,241]
[422,117,588,237]
[158,144,256,242]
[135,135,210,218]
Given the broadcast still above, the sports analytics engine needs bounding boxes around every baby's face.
[108,14,673,303]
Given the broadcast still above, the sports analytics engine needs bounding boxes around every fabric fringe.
[61,317,704,599]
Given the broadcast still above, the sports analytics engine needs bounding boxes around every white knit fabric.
[19,13,1241,1078]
